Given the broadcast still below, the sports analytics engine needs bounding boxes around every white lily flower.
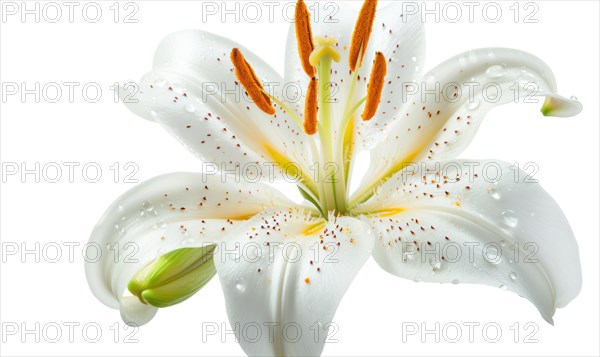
[86,1,582,355]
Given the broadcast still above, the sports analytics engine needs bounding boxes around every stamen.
[295,0,316,78]
[361,52,386,121]
[304,77,318,135]
[349,0,378,72]
[230,48,276,115]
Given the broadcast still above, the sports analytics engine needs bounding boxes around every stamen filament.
[361,52,387,121]
[230,48,276,115]
[349,0,378,71]
[295,0,316,78]
[261,89,302,128]
[342,97,368,129]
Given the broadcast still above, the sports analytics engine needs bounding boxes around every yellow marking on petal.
[349,0,377,71]
[342,115,355,182]
[452,201,462,207]
[226,213,258,221]
[373,208,405,217]
[362,52,387,121]
[304,77,318,135]
[304,277,311,284]
[230,48,275,115]
[264,144,300,178]
[263,144,318,196]
[309,36,341,66]
[303,221,325,236]
[295,0,316,77]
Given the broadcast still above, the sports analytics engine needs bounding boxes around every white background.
[1,1,599,356]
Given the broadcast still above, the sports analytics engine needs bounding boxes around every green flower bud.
[128,245,216,308]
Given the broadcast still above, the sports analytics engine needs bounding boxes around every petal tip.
[541,95,583,118]
[120,296,158,327]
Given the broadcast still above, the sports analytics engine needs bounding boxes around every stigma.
[309,36,341,66]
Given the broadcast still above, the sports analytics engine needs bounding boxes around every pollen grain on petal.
[304,77,318,135]
[349,0,378,71]
[361,52,387,121]
[230,48,276,115]
[295,0,316,78]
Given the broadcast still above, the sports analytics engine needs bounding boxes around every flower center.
[229,0,386,216]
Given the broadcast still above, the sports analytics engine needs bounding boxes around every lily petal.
[356,160,581,322]
[123,30,314,176]
[85,173,293,326]
[357,48,581,201]
[214,209,373,356]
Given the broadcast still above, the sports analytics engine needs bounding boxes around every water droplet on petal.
[411,56,417,62]
[570,96,578,101]
[181,237,196,245]
[509,272,518,281]
[499,284,508,291]
[429,257,442,271]
[501,210,519,228]
[486,65,505,78]
[235,278,247,292]
[488,189,501,200]
[117,204,124,211]
[403,252,415,262]
[142,201,154,211]
[451,279,460,285]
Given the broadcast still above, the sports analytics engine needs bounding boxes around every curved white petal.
[214,209,373,356]
[85,173,293,326]
[119,296,158,326]
[357,48,581,200]
[356,160,581,322]
[123,30,314,174]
